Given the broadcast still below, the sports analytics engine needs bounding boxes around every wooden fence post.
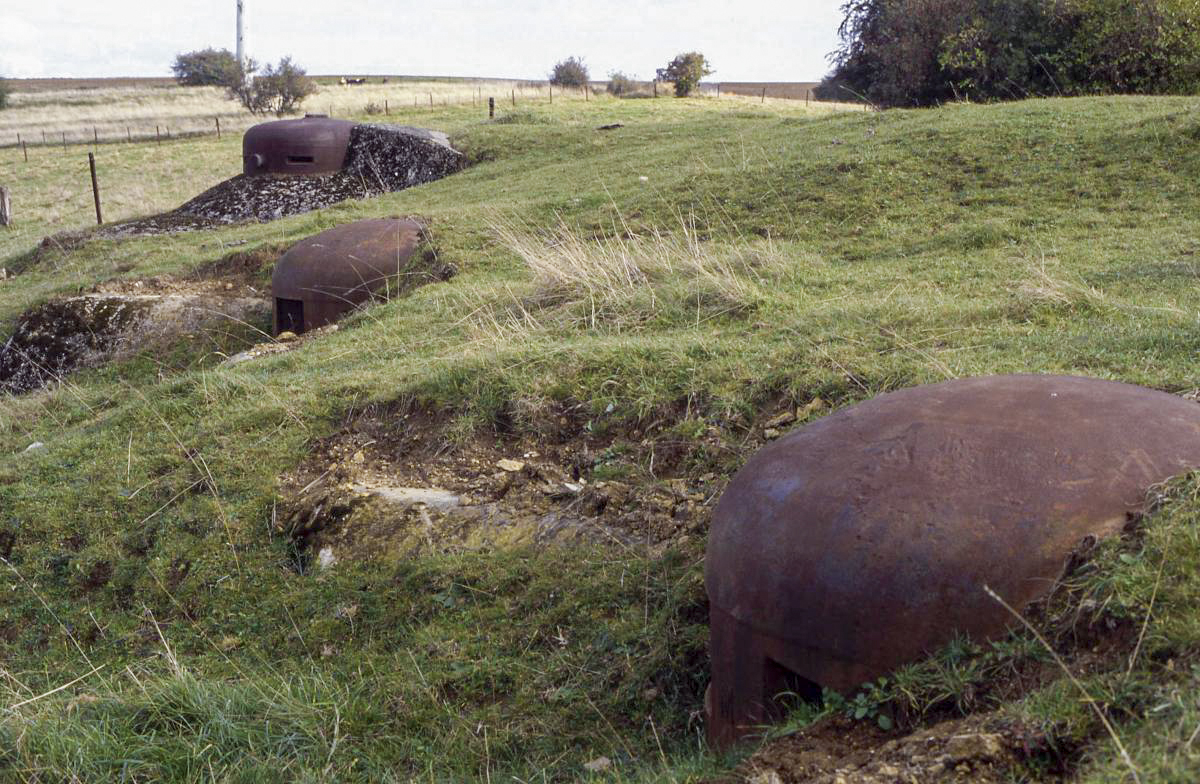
[156,125,161,144]
[216,117,222,138]
[22,141,28,162]
[42,130,47,144]
[488,97,495,118]
[511,88,516,106]
[762,87,767,103]
[429,92,434,107]
[93,126,99,145]
[127,127,132,142]
[0,187,11,227]
[88,153,103,225]
[653,81,658,98]
[385,99,389,114]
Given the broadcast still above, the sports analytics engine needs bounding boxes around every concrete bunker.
[272,218,425,334]
[704,374,1200,747]
[243,115,355,175]
[103,120,464,237]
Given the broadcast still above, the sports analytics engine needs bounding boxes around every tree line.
[817,0,1200,107]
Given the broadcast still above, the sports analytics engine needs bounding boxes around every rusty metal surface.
[705,374,1200,747]
[271,218,423,334]
[243,115,355,176]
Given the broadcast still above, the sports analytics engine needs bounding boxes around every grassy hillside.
[0,91,1198,781]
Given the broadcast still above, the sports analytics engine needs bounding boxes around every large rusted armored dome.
[243,115,356,176]
[705,374,1200,747]
[272,218,423,334]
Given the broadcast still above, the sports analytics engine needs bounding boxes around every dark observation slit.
[275,298,304,333]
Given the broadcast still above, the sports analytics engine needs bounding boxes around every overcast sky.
[1,1,846,82]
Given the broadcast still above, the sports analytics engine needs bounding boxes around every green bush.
[606,71,637,96]
[549,56,590,88]
[225,56,316,116]
[0,76,10,110]
[656,52,713,97]
[171,48,240,87]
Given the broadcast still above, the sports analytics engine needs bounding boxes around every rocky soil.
[734,713,1049,784]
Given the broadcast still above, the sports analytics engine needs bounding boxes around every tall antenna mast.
[236,0,246,67]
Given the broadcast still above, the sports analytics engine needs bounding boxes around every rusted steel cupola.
[705,374,1200,748]
[243,115,356,176]
[272,218,423,334]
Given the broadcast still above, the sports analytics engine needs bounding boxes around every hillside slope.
[0,94,1199,781]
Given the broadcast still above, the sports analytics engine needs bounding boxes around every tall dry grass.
[468,216,801,338]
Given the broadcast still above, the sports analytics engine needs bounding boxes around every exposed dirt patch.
[102,124,464,237]
[733,713,1053,783]
[277,401,752,568]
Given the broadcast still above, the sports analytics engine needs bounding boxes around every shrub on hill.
[818,0,1200,107]
[0,76,9,110]
[606,71,637,96]
[171,48,240,87]
[225,56,316,116]
[656,52,713,97]
[549,57,590,87]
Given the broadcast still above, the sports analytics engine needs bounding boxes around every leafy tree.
[171,48,240,87]
[656,52,713,97]
[225,57,316,116]
[818,0,1200,107]
[550,57,590,87]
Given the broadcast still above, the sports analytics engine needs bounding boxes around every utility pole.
[236,0,247,68]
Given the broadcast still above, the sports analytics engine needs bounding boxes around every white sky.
[1,1,846,82]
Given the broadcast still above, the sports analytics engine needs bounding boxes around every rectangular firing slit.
[286,155,316,164]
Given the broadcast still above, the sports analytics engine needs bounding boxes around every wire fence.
[0,81,867,152]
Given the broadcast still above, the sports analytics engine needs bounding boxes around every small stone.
[764,410,796,429]
[583,756,612,773]
[496,458,525,473]
[751,772,783,784]
[875,763,900,778]
[317,546,337,570]
[799,397,826,418]
[764,428,781,440]
[276,330,298,342]
[944,733,1005,762]
[350,450,365,464]
[223,282,234,290]
[22,441,46,454]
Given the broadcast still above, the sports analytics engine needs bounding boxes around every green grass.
[0,91,1199,781]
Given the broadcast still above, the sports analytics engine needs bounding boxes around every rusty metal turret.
[705,374,1200,747]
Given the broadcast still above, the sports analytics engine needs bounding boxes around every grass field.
[0,84,1199,782]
